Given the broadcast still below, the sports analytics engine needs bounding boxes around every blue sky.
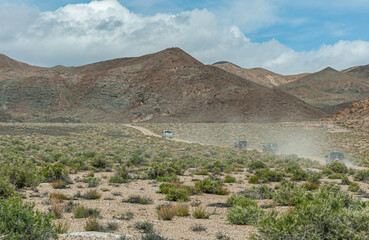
[1,0,369,74]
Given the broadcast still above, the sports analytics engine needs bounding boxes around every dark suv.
[326,152,345,163]
[263,142,279,153]
[234,141,247,149]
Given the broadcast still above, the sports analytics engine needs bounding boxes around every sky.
[0,0,369,74]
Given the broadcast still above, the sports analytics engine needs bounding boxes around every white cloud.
[0,0,369,74]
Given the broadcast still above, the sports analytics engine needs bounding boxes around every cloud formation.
[0,0,369,74]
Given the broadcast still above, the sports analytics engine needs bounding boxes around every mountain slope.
[0,48,326,123]
[213,61,309,87]
[277,67,369,113]
[343,64,369,82]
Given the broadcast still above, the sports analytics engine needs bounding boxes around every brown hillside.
[213,62,309,87]
[342,64,369,82]
[331,98,369,121]
[278,67,369,114]
[0,48,326,123]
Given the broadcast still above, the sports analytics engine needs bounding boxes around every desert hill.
[331,98,369,121]
[0,48,326,123]
[213,61,309,87]
[277,67,369,114]
[343,64,369,82]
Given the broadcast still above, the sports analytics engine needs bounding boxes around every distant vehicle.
[263,142,279,153]
[162,130,173,139]
[326,152,346,163]
[234,141,247,149]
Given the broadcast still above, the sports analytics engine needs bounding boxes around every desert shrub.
[303,182,320,190]
[306,172,322,183]
[354,170,369,182]
[49,192,68,201]
[147,162,183,179]
[156,174,179,182]
[1,157,43,188]
[195,179,229,195]
[141,232,169,240]
[216,231,231,240]
[0,176,15,199]
[51,200,64,219]
[328,173,343,179]
[192,206,210,219]
[255,168,284,182]
[247,160,266,170]
[285,165,308,181]
[124,195,153,204]
[109,175,125,184]
[165,188,189,202]
[256,185,369,239]
[85,217,101,231]
[115,164,131,181]
[175,204,189,216]
[73,205,100,218]
[224,175,236,183]
[226,195,258,208]
[348,183,360,192]
[83,177,100,188]
[134,221,154,233]
[90,154,113,170]
[158,183,175,194]
[0,197,57,239]
[327,161,348,174]
[120,211,134,220]
[42,163,70,183]
[240,185,274,200]
[194,169,209,175]
[273,181,306,206]
[227,205,264,225]
[85,190,101,199]
[55,221,69,234]
[248,175,260,184]
[51,179,67,189]
[157,204,176,220]
[190,224,206,232]
[340,175,352,185]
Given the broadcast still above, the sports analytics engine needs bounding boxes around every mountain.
[342,64,369,82]
[331,98,369,121]
[213,61,309,87]
[0,48,327,123]
[277,67,369,114]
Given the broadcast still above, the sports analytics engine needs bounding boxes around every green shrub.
[248,175,260,184]
[51,179,67,189]
[340,175,351,185]
[328,173,343,179]
[256,185,369,239]
[148,162,183,179]
[165,189,189,202]
[175,204,189,216]
[307,172,322,183]
[255,168,284,182]
[85,218,101,231]
[0,176,15,199]
[190,224,206,232]
[0,197,57,239]
[354,170,369,182]
[157,204,176,220]
[327,161,348,174]
[73,205,100,218]
[224,175,236,183]
[247,160,266,170]
[109,175,125,184]
[42,163,70,183]
[156,174,179,182]
[226,195,258,208]
[85,190,101,200]
[227,205,263,225]
[90,154,113,170]
[285,165,308,181]
[124,195,153,204]
[158,183,175,194]
[195,179,229,195]
[348,183,360,192]
[241,185,274,199]
[134,221,153,233]
[273,181,306,206]
[192,206,210,219]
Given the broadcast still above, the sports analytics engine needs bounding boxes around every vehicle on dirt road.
[234,141,247,149]
[325,152,346,163]
[263,142,279,153]
[162,130,173,139]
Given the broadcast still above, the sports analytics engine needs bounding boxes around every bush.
[348,183,360,192]
[273,181,306,206]
[158,183,175,194]
[175,204,189,216]
[73,205,100,218]
[195,179,229,195]
[255,168,284,182]
[192,206,210,219]
[248,175,260,184]
[226,195,258,208]
[285,165,308,181]
[156,174,179,182]
[240,185,274,199]
[148,162,183,179]
[165,189,189,202]
[0,197,57,239]
[134,221,154,233]
[85,190,101,200]
[247,160,266,170]
[51,179,67,189]
[307,172,322,183]
[256,185,369,239]
[340,175,352,185]
[124,195,152,204]
[85,218,101,231]
[157,205,176,220]
[224,175,236,183]
[42,163,70,183]
[90,154,113,170]
[327,161,348,174]
[227,205,264,225]
[55,221,69,234]
[0,176,15,199]
[354,170,369,182]
[190,224,206,232]
[49,192,68,201]
[109,175,125,184]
